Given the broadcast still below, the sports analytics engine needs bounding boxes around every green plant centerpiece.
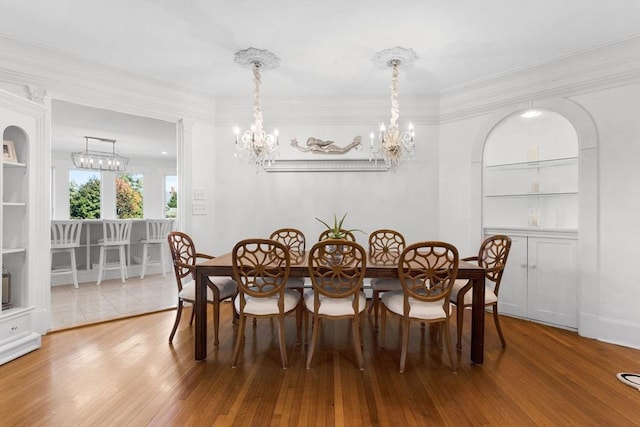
[315,212,364,240]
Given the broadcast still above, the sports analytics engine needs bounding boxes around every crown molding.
[2,34,639,127]
[439,36,640,123]
[0,35,214,123]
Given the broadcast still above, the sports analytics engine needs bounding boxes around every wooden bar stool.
[96,219,132,285]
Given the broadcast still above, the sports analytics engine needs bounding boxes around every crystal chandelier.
[71,136,128,171]
[369,47,418,167]
[233,48,280,170]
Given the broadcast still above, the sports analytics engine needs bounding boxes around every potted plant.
[315,212,364,240]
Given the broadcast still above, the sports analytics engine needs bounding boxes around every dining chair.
[450,235,512,350]
[305,239,367,370]
[367,229,406,329]
[270,227,306,286]
[50,220,83,289]
[380,241,459,373]
[231,238,300,369]
[96,219,132,285]
[318,229,356,242]
[139,218,173,279]
[167,231,237,345]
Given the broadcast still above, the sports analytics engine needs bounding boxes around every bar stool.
[139,219,173,279]
[50,220,83,289]
[96,219,132,285]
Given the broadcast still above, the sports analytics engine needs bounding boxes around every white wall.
[573,84,640,347]
[197,95,441,255]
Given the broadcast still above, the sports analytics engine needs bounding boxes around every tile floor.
[50,273,178,331]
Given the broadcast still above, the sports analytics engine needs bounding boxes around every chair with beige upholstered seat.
[305,239,367,370]
[231,238,300,369]
[367,229,406,329]
[50,220,83,289]
[380,241,459,373]
[269,227,306,287]
[167,231,237,345]
[450,235,512,350]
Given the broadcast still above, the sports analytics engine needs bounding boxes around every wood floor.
[0,303,638,426]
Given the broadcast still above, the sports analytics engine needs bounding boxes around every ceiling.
[1,0,639,159]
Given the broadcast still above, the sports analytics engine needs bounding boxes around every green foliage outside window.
[116,174,143,219]
[70,177,101,219]
[165,190,177,218]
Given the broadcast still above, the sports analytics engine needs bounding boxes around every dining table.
[194,250,487,364]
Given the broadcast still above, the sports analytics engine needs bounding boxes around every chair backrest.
[397,241,459,305]
[145,219,173,242]
[368,229,405,265]
[167,231,197,290]
[270,228,306,256]
[232,239,291,311]
[318,229,356,242]
[478,235,512,296]
[308,239,366,300]
[51,220,82,248]
[102,219,132,245]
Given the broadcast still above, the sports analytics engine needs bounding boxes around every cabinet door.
[497,235,528,318]
[527,237,578,328]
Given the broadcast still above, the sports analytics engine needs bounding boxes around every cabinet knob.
[530,264,537,269]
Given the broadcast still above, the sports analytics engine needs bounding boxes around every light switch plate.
[193,188,205,200]
[192,203,207,215]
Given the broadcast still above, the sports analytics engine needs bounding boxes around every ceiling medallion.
[372,46,418,69]
[234,47,281,70]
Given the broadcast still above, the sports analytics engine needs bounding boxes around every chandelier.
[71,136,128,171]
[233,48,280,170]
[369,47,418,167]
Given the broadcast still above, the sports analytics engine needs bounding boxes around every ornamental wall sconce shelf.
[263,159,389,173]
[71,136,128,171]
[290,136,362,155]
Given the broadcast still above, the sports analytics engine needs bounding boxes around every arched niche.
[483,109,579,229]
[470,97,599,337]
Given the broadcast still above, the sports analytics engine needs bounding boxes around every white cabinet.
[1,90,50,364]
[490,229,578,329]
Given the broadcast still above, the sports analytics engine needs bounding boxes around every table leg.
[470,275,485,364]
[195,270,207,361]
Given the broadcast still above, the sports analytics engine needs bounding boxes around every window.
[69,170,101,219]
[165,175,177,218]
[116,173,144,219]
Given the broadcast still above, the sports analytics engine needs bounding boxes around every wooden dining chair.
[367,229,406,329]
[167,231,237,345]
[450,235,512,350]
[270,227,306,285]
[231,238,301,369]
[305,239,367,370]
[380,241,459,373]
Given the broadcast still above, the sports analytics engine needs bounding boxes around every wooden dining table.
[194,251,487,364]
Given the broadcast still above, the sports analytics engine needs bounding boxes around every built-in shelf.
[2,202,27,207]
[1,161,27,169]
[485,191,578,198]
[485,156,578,170]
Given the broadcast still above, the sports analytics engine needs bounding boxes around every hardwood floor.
[0,303,638,426]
